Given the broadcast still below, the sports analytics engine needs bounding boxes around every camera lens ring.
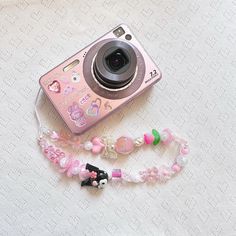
[83,39,145,100]
[106,49,126,71]
[94,40,137,89]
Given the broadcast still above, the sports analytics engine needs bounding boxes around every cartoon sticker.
[79,93,91,105]
[63,85,75,95]
[86,98,101,117]
[48,80,61,93]
[104,101,112,111]
[68,102,86,127]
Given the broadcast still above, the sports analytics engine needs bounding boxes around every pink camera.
[39,24,162,134]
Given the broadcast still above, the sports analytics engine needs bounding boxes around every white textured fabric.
[0,1,236,235]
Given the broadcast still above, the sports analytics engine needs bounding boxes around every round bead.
[180,144,189,155]
[84,141,93,151]
[152,129,161,145]
[172,164,181,172]
[176,156,187,167]
[71,166,80,175]
[144,133,154,144]
[115,136,134,155]
[92,181,98,186]
[160,132,168,142]
[59,157,69,168]
[160,129,174,145]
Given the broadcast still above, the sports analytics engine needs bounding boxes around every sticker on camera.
[68,102,86,127]
[104,101,112,111]
[79,94,91,105]
[86,98,101,117]
[48,80,61,93]
[63,85,75,95]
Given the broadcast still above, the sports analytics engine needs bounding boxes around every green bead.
[152,129,160,145]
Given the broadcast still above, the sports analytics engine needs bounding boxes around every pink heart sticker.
[48,80,61,93]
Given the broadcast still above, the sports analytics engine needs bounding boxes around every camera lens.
[93,40,137,89]
[105,49,129,72]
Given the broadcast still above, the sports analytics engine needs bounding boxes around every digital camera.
[39,24,162,134]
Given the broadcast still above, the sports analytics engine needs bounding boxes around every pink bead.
[162,169,170,176]
[79,164,90,180]
[67,160,80,177]
[90,171,97,179]
[172,164,181,172]
[160,129,174,145]
[112,169,122,178]
[91,137,105,154]
[115,136,134,155]
[144,133,154,144]
[50,131,60,140]
[180,144,189,155]
[59,157,70,168]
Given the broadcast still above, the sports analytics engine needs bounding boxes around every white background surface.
[0,0,236,235]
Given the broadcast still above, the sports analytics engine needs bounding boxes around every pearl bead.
[59,157,69,168]
[84,141,93,151]
[176,156,187,167]
[71,166,80,175]
[160,132,168,142]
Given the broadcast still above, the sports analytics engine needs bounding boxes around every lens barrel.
[93,40,137,89]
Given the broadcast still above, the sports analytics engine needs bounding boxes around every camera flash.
[113,27,125,37]
[63,59,80,72]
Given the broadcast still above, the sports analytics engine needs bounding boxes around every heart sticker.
[48,80,61,93]
[104,101,112,111]
[86,98,101,117]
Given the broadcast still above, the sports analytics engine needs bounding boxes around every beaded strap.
[38,128,189,189]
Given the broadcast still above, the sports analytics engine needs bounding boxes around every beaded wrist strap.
[38,128,189,189]
[35,89,189,189]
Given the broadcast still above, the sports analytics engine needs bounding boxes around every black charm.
[81,163,108,189]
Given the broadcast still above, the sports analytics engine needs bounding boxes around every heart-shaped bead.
[91,137,105,154]
[48,80,61,93]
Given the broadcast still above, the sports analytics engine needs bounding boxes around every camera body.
[39,24,162,134]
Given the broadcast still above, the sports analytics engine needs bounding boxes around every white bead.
[160,132,168,142]
[59,157,68,168]
[176,156,187,167]
[134,137,144,147]
[84,141,93,151]
[71,166,80,175]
